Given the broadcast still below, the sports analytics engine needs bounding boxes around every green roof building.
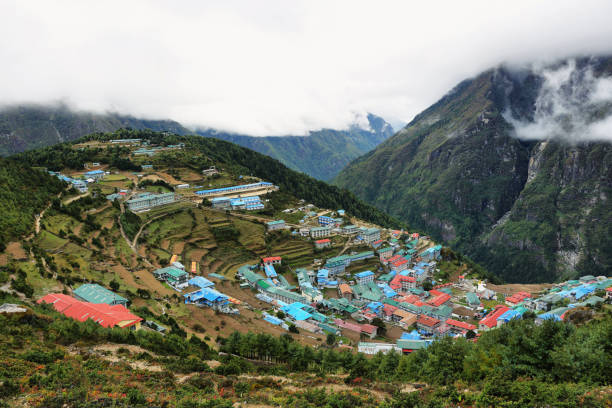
[466,292,480,307]
[265,286,307,304]
[153,267,188,287]
[73,284,127,306]
[396,339,431,351]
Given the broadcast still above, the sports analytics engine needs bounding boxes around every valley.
[0,130,609,407]
[335,57,612,284]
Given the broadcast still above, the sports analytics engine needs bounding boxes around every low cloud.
[1,1,612,135]
[506,59,612,143]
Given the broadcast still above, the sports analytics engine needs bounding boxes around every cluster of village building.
[37,163,612,354]
[48,168,107,193]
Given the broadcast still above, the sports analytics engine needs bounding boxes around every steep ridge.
[197,113,394,180]
[0,104,191,156]
[335,57,612,282]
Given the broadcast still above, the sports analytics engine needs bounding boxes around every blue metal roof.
[317,269,329,278]
[184,287,228,303]
[195,182,273,195]
[572,285,595,299]
[498,309,522,322]
[379,284,397,298]
[538,312,562,321]
[264,264,277,278]
[188,276,214,289]
[263,314,283,325]
[355,270,374,278]
[85,170,104,175]
[401,330,421,340]
[281,302,312,321]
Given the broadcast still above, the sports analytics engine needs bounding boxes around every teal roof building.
[73,284,128,306]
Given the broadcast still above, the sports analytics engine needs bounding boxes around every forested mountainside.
[0,105,393,181]
[0,158,65,249]
[197,113,394,180]
[15,129,402,229]
[335,57,612,283]
[0,104,191,156]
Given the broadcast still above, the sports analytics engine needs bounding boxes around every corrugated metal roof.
[73,284,127,305]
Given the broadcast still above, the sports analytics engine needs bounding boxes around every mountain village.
[24,137,611,357]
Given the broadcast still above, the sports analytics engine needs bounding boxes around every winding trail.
[131,213,168,248]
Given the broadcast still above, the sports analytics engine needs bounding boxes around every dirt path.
[116,191,155,267]
[69,343,164,372]
[63,192,90,206]
[131,212,169,248]
[86,201,111,215]
[0,276,26,300]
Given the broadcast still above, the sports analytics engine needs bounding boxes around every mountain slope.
[16,129,403,230]
[0,157,65,249]
[0,104,191,156]
[197,113,394,180]
[335,57,612,283]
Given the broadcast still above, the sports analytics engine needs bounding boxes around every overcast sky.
[1,0,612,135]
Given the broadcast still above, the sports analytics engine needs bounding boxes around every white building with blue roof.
[355,270,375,285]
[84,170,105,180]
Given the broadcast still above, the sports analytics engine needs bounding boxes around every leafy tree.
[109,279,120,292]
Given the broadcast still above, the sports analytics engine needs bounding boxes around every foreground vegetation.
[1,292,610,407]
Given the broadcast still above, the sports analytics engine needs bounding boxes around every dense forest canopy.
[0,157,65,249]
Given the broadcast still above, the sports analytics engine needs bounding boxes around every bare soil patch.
[487,282,553,296]
[6,242,27,260]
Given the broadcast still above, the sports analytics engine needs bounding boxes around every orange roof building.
[38,293,142,330]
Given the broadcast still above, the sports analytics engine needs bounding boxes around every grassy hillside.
[335,57,612,283]
[0,104,191,156]
[198,113,394,180]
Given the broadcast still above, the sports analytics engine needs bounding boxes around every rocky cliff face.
[335,57,612,282]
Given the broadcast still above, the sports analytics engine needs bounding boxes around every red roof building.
[417,315,440,331]
[384,254,403,265]
[398,294,421,304]
[446,318,476,334]
[391,258,409,271]
[478,305,510,330]
[390,275,416,291]
[262,256,282,265]
[383,303,398,317]
[361,323,378,338]
[505,291,531,305]
[427,293,451,307]
[38,294,142,329]
[334,318,362,333]
[314,239,331,249]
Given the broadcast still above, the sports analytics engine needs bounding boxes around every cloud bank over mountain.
[2,0,612,136]
[506,59,612,143]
